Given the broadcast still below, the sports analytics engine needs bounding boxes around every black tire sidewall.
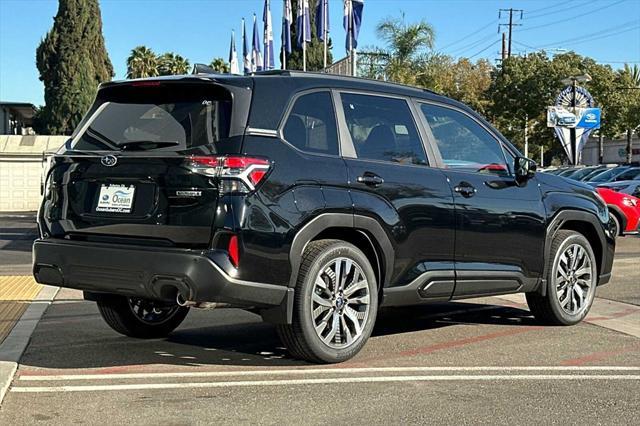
[297,242,378,363]
[546,233,597,325]
[610,213,621,237]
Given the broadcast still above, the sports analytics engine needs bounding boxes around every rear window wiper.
[118,140,180,151]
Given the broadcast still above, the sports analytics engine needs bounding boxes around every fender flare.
[542,209,607,295]
[288,213,395,288]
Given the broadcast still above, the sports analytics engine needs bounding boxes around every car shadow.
[9,298,538,370]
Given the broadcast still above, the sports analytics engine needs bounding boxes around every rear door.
[42,80,248,248]
[336,91,456,297]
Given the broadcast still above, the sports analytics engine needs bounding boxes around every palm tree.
[375,13,435,84]
[126,46,159,79]
[158,53,190,76]
[622,63,640,87]
[209,57,230,74]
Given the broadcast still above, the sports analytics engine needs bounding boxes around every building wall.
[582,137,640,165]
[0,135,67,212]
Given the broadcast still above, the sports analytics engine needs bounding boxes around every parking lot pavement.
[0,218,638,424]
[596,236,640,306]
[0,213,37,276]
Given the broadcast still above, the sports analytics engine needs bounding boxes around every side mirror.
[515,156,537,185]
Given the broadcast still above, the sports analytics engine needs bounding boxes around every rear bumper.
[33,239,291,316]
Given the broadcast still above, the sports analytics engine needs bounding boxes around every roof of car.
[101,70,449,102]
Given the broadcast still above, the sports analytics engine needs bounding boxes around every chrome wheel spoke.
[311,256,370,349]
[554,243,594,316]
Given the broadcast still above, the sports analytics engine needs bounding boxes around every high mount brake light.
[187,156,271,191]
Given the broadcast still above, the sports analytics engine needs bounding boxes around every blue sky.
[1,0,639,105]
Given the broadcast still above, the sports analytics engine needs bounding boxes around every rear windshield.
[72,84,233,152]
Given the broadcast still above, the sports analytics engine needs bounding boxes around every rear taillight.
[187,155,270,192]
[228,235,240,267]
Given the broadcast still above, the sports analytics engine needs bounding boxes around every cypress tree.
[284,0,333,71]
[36,0,113,134]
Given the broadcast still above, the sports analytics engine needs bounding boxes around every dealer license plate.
[96,184,136,213]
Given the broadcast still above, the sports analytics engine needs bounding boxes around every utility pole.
[524,113,529,158]
[499,8,523,58]
[501,32,507,62]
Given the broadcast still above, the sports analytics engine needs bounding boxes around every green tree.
[158,52,190,76]
[36,0,113,134]
[284,0,333,71]
[126,46,159,79]
[209,57,230,73]
[375,13,435,85]
[614,65,640,163]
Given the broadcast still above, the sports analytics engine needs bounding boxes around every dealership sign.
[547,85,601,164]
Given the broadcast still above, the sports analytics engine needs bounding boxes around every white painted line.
[0,285,58,405]
[11,374,640,393]
[17,366,640,381]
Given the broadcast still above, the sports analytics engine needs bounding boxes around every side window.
[420,103,510,176]
[340,93,427,165]
[282,91,339,156]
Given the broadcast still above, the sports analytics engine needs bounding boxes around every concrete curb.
[0,285,58,406]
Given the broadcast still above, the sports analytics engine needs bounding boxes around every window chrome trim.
[245,127,278,138]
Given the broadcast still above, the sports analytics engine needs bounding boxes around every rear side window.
[340,93,427,165]
[282,91,339,156]
[72,84,233,152]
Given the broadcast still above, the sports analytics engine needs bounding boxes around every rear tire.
[97,296,189,338]
[526,230,597,325]
[277,239,378,363]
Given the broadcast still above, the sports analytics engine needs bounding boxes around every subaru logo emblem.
[101,155,118,167]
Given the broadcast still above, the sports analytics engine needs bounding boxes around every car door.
[335,91,456,303]
[416,101,546,298]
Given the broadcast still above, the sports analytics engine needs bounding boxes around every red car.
[596,187,640,236]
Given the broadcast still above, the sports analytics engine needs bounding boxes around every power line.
[448,32,496,55]
[468,39,501,59]
[519,0,627,33]
[525,0,579,16]
[437,20,498,51]
[525,0,580,20]
[536,22,640,48]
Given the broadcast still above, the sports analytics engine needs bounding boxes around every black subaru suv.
[34,72,615,363]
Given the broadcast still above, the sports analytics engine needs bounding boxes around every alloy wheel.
[128,297,181,325]
[310,257,371,349]
[554,243,594,316]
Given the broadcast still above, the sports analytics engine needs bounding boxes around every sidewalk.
[0,276,42,346]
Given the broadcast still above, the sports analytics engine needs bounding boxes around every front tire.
[526,230,597,325]
[97,296,189,338]
[277,239,378,363]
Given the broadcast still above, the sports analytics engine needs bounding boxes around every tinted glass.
[614,168,640,181]
[73,86,232,152]
[282,91,339,156]
[420,104,509,176]
[341,93,427,165]
[591,167,629,182]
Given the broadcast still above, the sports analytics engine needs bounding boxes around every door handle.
[454,182,477,198]
[357,173,384,187]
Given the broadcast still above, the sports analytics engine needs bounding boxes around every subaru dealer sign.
[576,107,601,129]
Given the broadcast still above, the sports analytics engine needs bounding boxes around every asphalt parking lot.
[1,215,639,425]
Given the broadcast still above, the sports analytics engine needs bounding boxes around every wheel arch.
[606,204,627,234]
[543,210,606,295]
[288,213,395,290]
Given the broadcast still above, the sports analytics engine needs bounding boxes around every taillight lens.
[622,196,638,207]
[187,155,270,192]
[228,235,240,267]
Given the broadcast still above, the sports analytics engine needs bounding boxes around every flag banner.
[344,0,364,49]
[242,19,251,73]
[252,14,263,72]
[297,0,311,47]
[229,30,239,74]
[316,0,329,41]
[283,0,293,55]
[263,0,275,70]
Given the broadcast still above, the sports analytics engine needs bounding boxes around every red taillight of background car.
[228,235,240,267]
[187,155,271,192]
[622,196,638,207]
